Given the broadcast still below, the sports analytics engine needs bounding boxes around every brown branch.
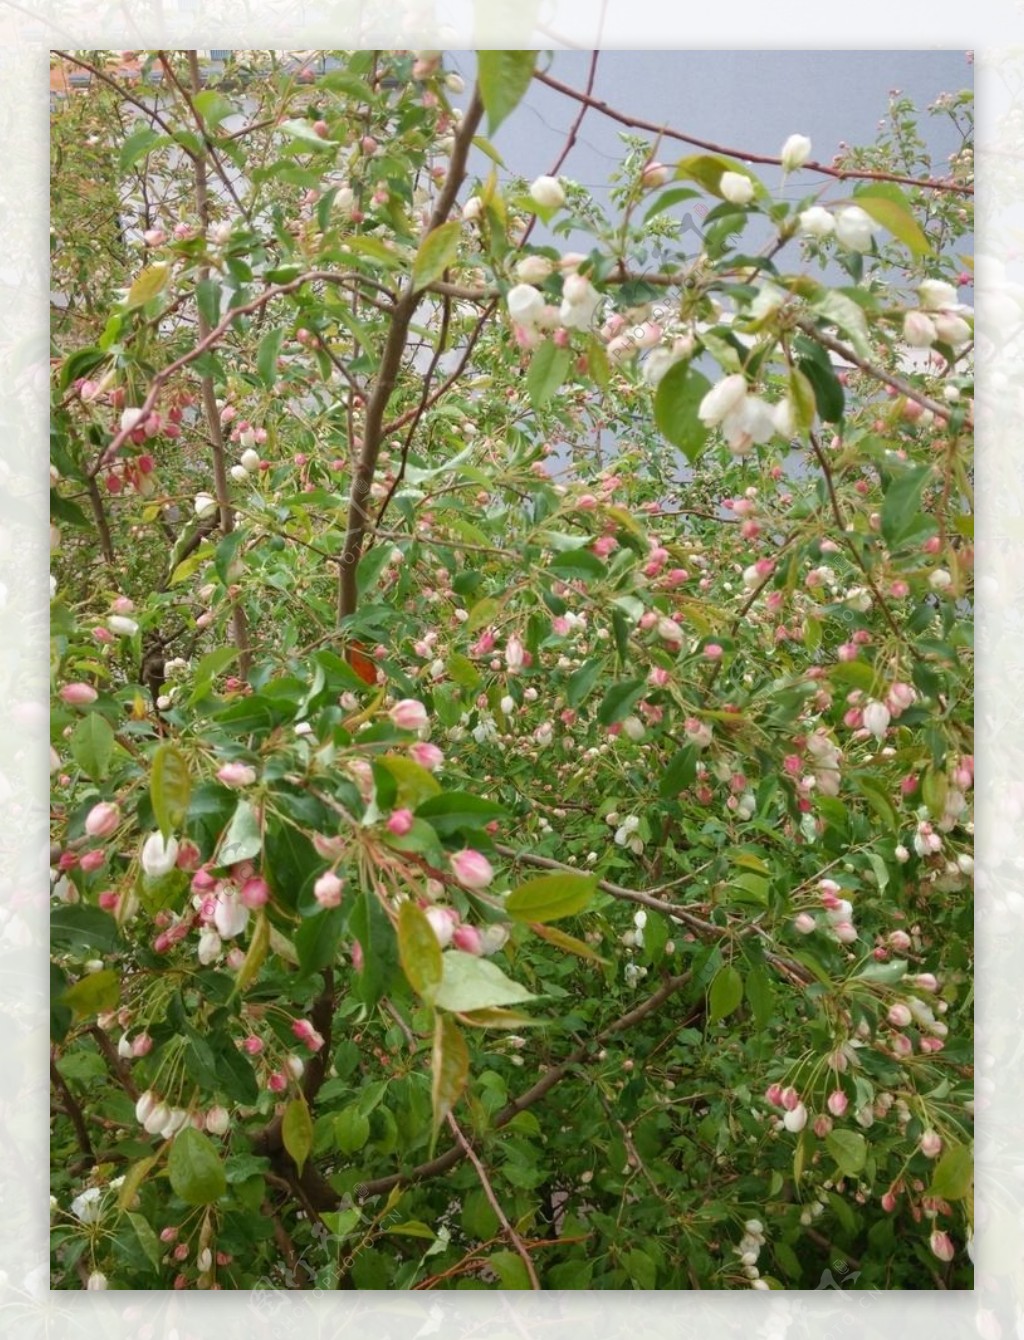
[533,69,973,196]
[51,1052,95,1165]
[355,967,693,1202]
[186,50,251,678]
[446,1112,540,1289]
[84,475,115,564]
[88,1024,139,1100]
[157,51,251,224]
[796,319,971,428]
[337,85,485,624]
[53,52,191,156]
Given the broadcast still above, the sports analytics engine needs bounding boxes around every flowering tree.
[49,50,974,1291]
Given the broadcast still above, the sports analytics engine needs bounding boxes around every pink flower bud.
[410,741,444,771]
[240,876,270,909]
[389,699,428,730]
[887,1003,913,1027]
[160,1225,179,1243]
[450,848,494,890]
[314,871,344,908]
[781,1086,800,1112]
[84,801,120,839]
[267,1071,288,1093]
[217,761,257,788]
[703,643,723,660]
[929,1230,955,1263]
[764,1084,784,1107]
[913,973,939,992]
[80,849,105,872]
[132,1032,153,1057]
[813,1114,833,1138]
[98,890,119,912]
[242,1035,263,1055]
[387,808,414,837]
[920,1129,942,1158]
[452,924,484,955]
[175,840,201,871]
[291,1019,325,1051]
[827,1090,848,1117]
[60,682,98,705]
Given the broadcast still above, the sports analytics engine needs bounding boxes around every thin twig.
[446,1113,541,1289]
[50,1053,95,1165]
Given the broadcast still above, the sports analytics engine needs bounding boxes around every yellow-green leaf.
[929,1143,973,1201]
[282,1094,314,1176]
[506,872,597,924]
[412,220,461,290]
[150,743,191,842]
[708,964,743,1022]
[117,1156,157,1211]
[529,921,609,964]
[431,1012,469,1146]
[60,969,120,1020]
[853,185,931,257]
[398,899,443,1003]
[455,1006,546,1029]
[477,51,537,135]
[234,911,270,996]
[126,264,170,309]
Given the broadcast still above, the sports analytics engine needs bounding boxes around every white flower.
[214,886,249,940]
[698,373,748,426]
[120,407,145,433]
[507,283,546,327]
[529,175,566,209]
[230,464,249,483]
[722,395,776,456]
[241,448,261,472]
[799,206,835,239]
[462,195,483,221]
[933,312,972,346]
[835,206,877,252]
[71,1186,104,1224]
[903,310,937,347]
[720,171,754,205]
[108,615,139,637]
[559,273,602,330]
[771,397,796,437]
[862,700,891,739]
[198,926,222,965]
[194,492,218,518]
[141,832,179,879]
[780,133,812,172]
[643,336,694,387]
[783,1102,808,1132]
[515,254,554,284]
[918,279,959,312]
[86,1271,108,1290]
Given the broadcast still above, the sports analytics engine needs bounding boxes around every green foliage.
[48,48,973,1293]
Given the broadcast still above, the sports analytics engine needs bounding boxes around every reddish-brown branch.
[533,69,973,196]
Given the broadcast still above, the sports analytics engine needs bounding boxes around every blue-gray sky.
[451,49,971,226]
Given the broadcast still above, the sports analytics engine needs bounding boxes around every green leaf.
[193,89,235,129]
[218,799,262,865]
[853,957,908,986]
[431,1012,469,1143]
[119,126,160,172]
[150,744,191,842]
[236,911,271,993]
[653,362,711,463]
[377,754,441,809]
[811,291,872,360]
[488,1249,531,1289]
[70,712,115,782]
[334,1104,371,1155]
[623,1246,657,1289]
[547,548,607,580]
[279,117,338,148]
[825,1129,867,1177]
[294,906,343,978]
[596,678,646,727]
[642,186,701,225]
[416,791,507,836]
[745,964,774,1031]
[881,463,932,546]
[565,657,603,709]
[412,220,462,289]
[117,1156,157,1211]
[168,1127,227,1205]
[853,184,931,257]
[466,595,502,632]
[788,366,816,437]
[188,646,239,704]
[256,327,286,389]
[51,905,121,954]
[477,51,537,135]
[851,774,899,833]
[527,340,572,411]
[434,952,539,1012]
[708,965,743,1022]
[398,899,443,1003]
[60,969,120,1020]
[349,886,398,1010]
[929,1143,973,1201]
[128,1212,163,1272]
[506,872,597,924]
[126,264,170,309]
[282,1095,314,1176]
[797,356,845,423]
[659,745,698,798]
[355,542,392,596]
[674,154,764,200]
